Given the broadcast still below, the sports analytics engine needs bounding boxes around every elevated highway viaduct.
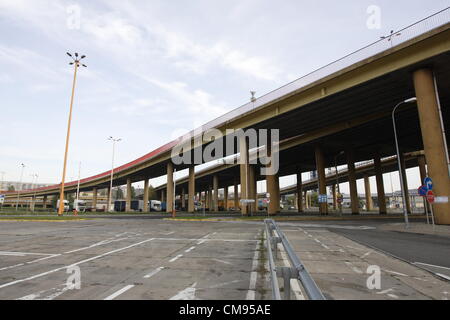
[4,15,450,224]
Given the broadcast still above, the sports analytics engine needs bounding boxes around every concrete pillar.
[266,173,280,215]
[188,166,195,213]
[239,135,249,215]
[346,149,359,215]
[332,184,337,211]
[296,171,303,212]
[125,179,131,212]
[208,185,213,210]
[166,162,174,213]
[106,187,111,212]
[31,196,36,212]
[364,175,373,211]
[315,145,328,215]
[399,153,412,214]
[248,166,257,213]
[304,191,309,209]
[234,180,239,210]
[374,152,387,214]
[143,179,149,212]
[224,186,229,211]
[43,195,47,210]
[213,175,219,212]
[181,187,186,211]
[93,187,98,212]
[413,68,450,224]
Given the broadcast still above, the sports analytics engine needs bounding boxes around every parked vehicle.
[56,199,69,212]
[149,200,161,212]
[71,199,87,212]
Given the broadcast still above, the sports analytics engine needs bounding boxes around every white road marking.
[18,284,69,300]
[277,242,306,300]
[212,258,232,265]
[184,246,196,253]
[208,280,241,289]
[0,263,25,271]
[360,251,372,259]
[246,239,261,300]
[63,237,130,254]
[163,231,175,235]
[344,261,363,274]
[387,293,399,299]
[413,262,450,271]
[153,237,257,242]
[376,288,394,295]
[384,269,408,277]
[321,243,330,250]
[0,251,55,256]
[0,238,155,290]
[169,282,197,300]
[104,284,135,300]
[144,267,164,279]
[169,254,183,262]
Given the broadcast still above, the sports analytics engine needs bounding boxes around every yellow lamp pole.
[58,52,87,216]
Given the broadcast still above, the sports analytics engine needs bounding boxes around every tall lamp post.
[58,52,87,216]
[392,97,417,228]
[108,137,121,212]
[30,173,38,212]
[15,163,25,211]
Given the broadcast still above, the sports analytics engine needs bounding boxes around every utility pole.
[15,163,25,211]
[58,52,87,216]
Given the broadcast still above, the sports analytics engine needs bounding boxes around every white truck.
[56,199,69,212]
[73,199,87,212]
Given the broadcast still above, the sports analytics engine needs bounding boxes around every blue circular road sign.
[424,177,433,191]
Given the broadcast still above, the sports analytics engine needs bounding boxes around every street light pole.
[108,137,121,212]
[15,163,25,211]
[392,97,417,228]
[58,52,87,216]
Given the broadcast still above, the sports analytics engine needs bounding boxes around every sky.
[0,0,448,194]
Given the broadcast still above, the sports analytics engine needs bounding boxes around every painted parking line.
[169,254,183,263]
[245,240,261,300]
[104,285,135,300]
[144,267,165,279]
[0,238,155,290]
[413,262,450,271]
[184,246,196,253]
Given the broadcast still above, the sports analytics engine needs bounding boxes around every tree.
[114,187,124,200]
[148,185,156,200]
[8,185,15,192]
[131,186,136,199]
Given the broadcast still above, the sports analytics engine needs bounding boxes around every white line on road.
[212,258,232,265]
[185,246,196,253]
[169,282,197,300]
[436,273,450,281]
[0,251,55,256]
[169,254,183,263]
[144,267,164,279]
[246,239,261,300]
[0,238,155,290]
[104,285,135,300]
[63,237,130,254]
[384,269,408,277]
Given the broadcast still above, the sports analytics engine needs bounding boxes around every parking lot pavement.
[279,225,450,300]
[0,219,270,300]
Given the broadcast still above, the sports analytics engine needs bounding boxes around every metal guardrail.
[264,219,325,300]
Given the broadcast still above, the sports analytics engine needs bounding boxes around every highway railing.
[264,219,325,300]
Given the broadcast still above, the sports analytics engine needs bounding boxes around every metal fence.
[265,219,325,300]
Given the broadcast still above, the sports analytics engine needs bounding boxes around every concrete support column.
[364,175,373,211]
[125,179,131,212]
[188,166,195,213]
[143,179,149,212]
[266,173,280,215]
[239,135,249,215]
[248,166,257,213]
[315,145,328,215]
[213,175,219,212]
[413,68,450,224]
[166,162,174,213]
[208,185,213,210]
[43,195,47,210]
[234,180,239,210]
[346,149,359,215]
[93,187,98,212]
[374,152,387,214]
[296,171,303,212]
[181,187,186,211]
[332,184,337,211]
[224,187,229,211]
[304,191,309,209]
[399,153,411,214]
[31,196,36,212]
